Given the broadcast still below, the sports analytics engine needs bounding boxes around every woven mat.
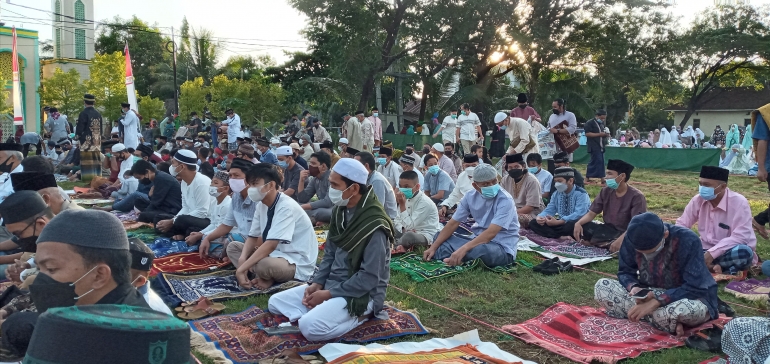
[390,253,519,282]
[190,305,428,363]
[327,344,519,364]
[724,278,770,301]
[502,302,730,364]
[154,270,304,306]
[149,252,232,277]
[149,237,199,259]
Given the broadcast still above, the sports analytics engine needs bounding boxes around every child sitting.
[111,170,138,200]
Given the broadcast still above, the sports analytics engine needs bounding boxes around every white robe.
[121,110,141,149]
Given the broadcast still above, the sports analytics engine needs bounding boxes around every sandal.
[177,306,221,320]
[685,327,723,353]
[175,297,226,313]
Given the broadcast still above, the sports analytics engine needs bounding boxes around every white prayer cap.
[194,142,202,148]
[431,143,443,151]
[289,143,301,150]
[332,158,368,184]
[111,143,126,152]
[269,137,280,145]
[339,138,349,145]
[275,146,293,156]
[473,163,497,183]
[494,112,508,124]
[173,149,198,165]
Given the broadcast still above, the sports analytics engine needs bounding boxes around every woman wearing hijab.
[711,125,726,147]
[722,144,752,175]
[726,124,741,147]
[741,124,753,152]
[670,125,680,144]
[659,127,673,147]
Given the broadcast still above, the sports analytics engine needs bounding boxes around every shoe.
[717,298,736,317]
[533,257,559,273]
[685,327,723,353]
[557,261,573,273]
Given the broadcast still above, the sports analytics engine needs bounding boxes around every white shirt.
[377,161,403,188]
[248,194,318,281]
[121,110,141,149]
[547,110,577,135]
[301,145,314,161]
[176,173,212,220]
[440,115,458,143]
[143,283,173,316]
[0,164,23,205]
[457,112,481,141]
[533,168,553,195]
[506,117,533,154]
[201,195,232,236]
[394,190,442,243]
[440,166,475,208]
[223,114,242,141]
[118,157,134,183]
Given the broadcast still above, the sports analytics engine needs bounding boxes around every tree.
[39,68,88,118]
[219,55,274,81]
[246,77,286,125]
[187,28,220,85]
[208,75,251,121]
[674,5,770,127]
[95,16,169,97]
[138,95,166,123]
[86,52,128,123]
[179,77,209,119]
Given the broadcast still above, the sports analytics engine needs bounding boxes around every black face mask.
[29,268,94,313]
[552,109,560,115]
[56,151,63,155]
[140,177,152,185]
[13,235,38,253]
[444,151,453,157]
[405,148,413,154]
[422,148,430,155]
[0,156,14,174]
[508,169,526,180]
[519,104,527,109]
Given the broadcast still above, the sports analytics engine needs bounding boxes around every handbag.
[553,120,579,154]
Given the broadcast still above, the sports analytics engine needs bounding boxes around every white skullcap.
[275,146,293,156]
[194,142,202,148]
[494,112,508,124]
[173,149,198,165]
[270,137,280,144]
[473,163,497,183]
[432,143,444,151]
[339,138,349,144]
[111,143,126,152]
[332,158,368,184]
[289,143,301,150]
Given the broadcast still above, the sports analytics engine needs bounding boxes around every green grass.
[179,164,770,364]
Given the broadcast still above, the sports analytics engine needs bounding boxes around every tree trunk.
[527,64,541,113]
[358,74,376,112]
[679,108,695,129]
[419,76,430,122]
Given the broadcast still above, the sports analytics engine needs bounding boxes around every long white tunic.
[394,190,442,243]
[121,110,140,149]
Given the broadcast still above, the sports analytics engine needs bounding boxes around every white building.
[41,0,95,81]
[663,87,769,134]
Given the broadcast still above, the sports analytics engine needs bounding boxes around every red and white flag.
[124,43,138,112]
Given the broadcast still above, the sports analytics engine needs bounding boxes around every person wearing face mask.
[154,150,212,240]
[298,152,334,225]
[393,170,441,251]
[430,143,458,182]
[227,163,317,291]
[526,153,553,201]
[457,103,483,156]
[549,152,584,196]
[267,158,393,341]
[529,167,590,239]
[546,98,577,166]
[443,143,463,176]
[120,102,140,149]
[221,109,242,151]
[131,160,182,224]
[110,143,134,185]
[400,143,419,168]
[357,111,375,153]
[398,154,424,187]
[422,154,455,205]
[572,159,647,253]
[676,166,756,275]
[156,135,173,152]
[185,171,232,252]
[275,146,305,201]
[367,108,382,148]
[319,140,340,167]
[256,138,279,166]
[312,118,332,143]
[425,163,518,268]
[501,153,543,226]
[50,144,66,167]
[127,239,173,315]
[289,143,309,170]
[584,109,610,184]
[375,147,402,188]
[0,192,52,283]
[433,109,459,145]
[198,159,255,258]
[353,152,398,220]
[338,137,349,156]
[511,93,542,123]
[0,143,24,205]
[594,212,719,336]
[439,154,479,219]
[494,112,534,158]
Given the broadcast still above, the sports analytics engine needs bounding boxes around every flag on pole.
[11,27,23,127]
[124,43,138,112]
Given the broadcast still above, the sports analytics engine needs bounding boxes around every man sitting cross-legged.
[594,212,718,335]
[438,154,479,220]
[424,163,518,268]
[572,159,647,252]
[528,167,590,238]
[393,170,441,249]
[422,153,455,205]
[676,166,756,275]
[154,150,212,240]
[268,158,394,341]
[501,153,543,226]
[298,151,334,225]
[228,163,318,290]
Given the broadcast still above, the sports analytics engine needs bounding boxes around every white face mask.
[643,238,666,260]
[229,178,246,193]
[247,185,268,202]
[170,164,181,177]
[328,185,352,207]
[554,181,568,193]
[208,186,222,197]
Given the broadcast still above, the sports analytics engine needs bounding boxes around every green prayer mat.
[390,253,522,282]
[127,227,159,244]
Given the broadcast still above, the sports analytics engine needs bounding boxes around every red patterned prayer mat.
[328,344,520,364]
[712,271,747,282]
[149,252,232,277]
[502,302,730,364]
[190,306,429,363]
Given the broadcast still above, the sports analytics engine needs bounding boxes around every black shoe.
[533,257,559,273]
[685,327,723,353]
[717,298,736,317]
[557,261,573,273]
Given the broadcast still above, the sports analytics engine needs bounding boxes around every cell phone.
[631,289,652,299]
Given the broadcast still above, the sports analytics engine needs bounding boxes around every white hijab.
[659,128,673,146]
[670,126,680,141]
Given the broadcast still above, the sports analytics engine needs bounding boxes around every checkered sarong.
[712,245,754,274]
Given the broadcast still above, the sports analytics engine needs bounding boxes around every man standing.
[676,166,756,275]
[359,111,375,153]
[368,108,382,148]
[76,93,103,182]
[547,98,577,165]
[425,163,518,268]
[584,109,609,183]
[267,158,393,341]
[44,107,70,144]
[222,109,241,151]
[594,212,718,335]
[457,103,483,155]
[187,112,202,137]
[343,113,363,152]
[511,93,542,123]
[120,103,140,150]
[433,110,458,145]
[494,112,534,156]
[376,147,402,188]
[276,146,305,200]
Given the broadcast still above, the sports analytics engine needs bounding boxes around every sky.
[0,0,768,65]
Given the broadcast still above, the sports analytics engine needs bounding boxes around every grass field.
[70,165,770,364]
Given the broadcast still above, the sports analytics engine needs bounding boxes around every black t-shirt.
[584,118,604,153]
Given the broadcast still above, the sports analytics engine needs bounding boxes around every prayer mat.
[712,271,748,282]
[724,278,770,301]
[54,174,70,182]
[127,228,159,244]
[149,252,232,277]
[517,238,612,266]
[530,242,611,259]
[519,228,575,247]
[189,306,428,363]
[390,253,518,282]
[502,302,730,364]
[150,237,198,258]
[112,210,139,222]
[73,198,113,205]
[327,344,520,364]
[72,186,94,194]
[699,356,729,364]
[154,270,304,306]
[316,229,327,250]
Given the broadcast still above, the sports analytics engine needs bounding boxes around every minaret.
[52,0,94,60]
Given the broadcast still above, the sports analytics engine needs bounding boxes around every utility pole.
[171,26,179,115]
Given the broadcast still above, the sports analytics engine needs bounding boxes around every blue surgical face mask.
[500,125,507,130]
[451,114,457,119]
[373,113,379,117]
[277,160,288,169]
[528,166,539,174]
[428,165,440,175]
[699,185,721,201]
[377,157,387,166]
[606,176,619,190]
[399,187,415,199]
[480,184,500,199]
